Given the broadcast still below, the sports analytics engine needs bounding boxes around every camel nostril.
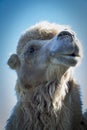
[58,31,73,37]
[57,31,74,41]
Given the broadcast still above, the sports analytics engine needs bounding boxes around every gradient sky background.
[0,0,87,129]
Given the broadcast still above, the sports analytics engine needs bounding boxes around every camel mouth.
[50,52,81,67]
[61,52,80,57]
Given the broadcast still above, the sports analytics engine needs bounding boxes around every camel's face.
[17,30,82,89]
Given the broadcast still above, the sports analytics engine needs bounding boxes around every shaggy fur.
[6,21,87,130]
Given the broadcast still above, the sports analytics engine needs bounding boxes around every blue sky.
[0,0,87,129]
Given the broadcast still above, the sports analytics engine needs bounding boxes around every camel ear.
[7,54,20,69]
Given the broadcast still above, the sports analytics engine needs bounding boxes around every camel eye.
[28,45,40,55]
[29,46,35,54]
[24,45,41,57]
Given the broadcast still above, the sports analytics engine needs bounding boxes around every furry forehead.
[17,21,73,55]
